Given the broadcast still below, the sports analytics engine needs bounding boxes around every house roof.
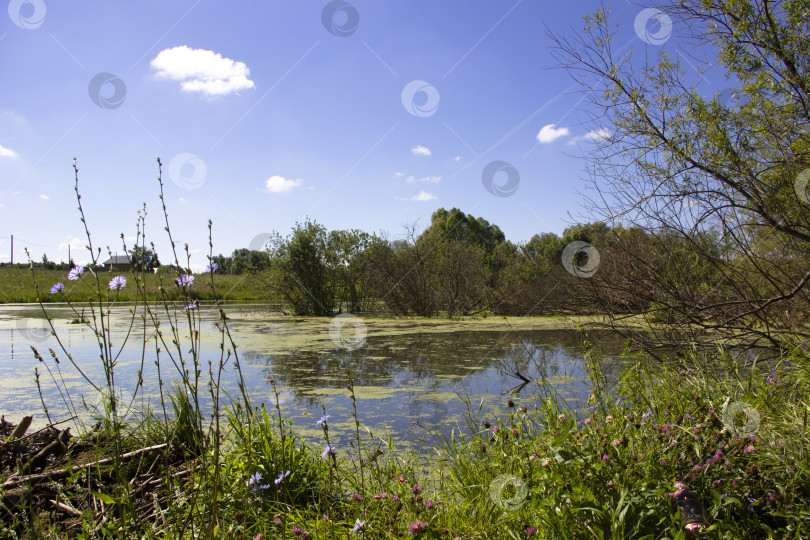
[102,255,131,264]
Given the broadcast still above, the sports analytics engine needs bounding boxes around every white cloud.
[410,145,431,157]
[0,144,18,158]
[394,172,404,177]
[399,190,436,202]
[178,197,188,203]
[584,128,611,140]
[58,237,84,251]
[405,175,441,183]
[39,194,49,200]
[453,156,462,162]
[567,128,612,146]
[151,46,255,96]
[536,123,570,144]
[265,175,302,194]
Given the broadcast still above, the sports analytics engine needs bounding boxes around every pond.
[0,305,626,448]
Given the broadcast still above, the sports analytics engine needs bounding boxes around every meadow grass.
[0,267,272,304]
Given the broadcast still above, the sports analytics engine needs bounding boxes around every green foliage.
[127,245,161,271]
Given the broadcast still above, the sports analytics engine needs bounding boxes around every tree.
[128,246,161,271]
[552,0,810,351]
[266,220,334,316]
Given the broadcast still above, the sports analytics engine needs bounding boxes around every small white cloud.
[405,175,441,183]
[536,123,570,144]
[58,237,84,251]
[410,145,431,157]
[567,128,612,146]
[0,144,18,158]
[399,190,436,202]
[39,194,49,200]
[394,172,404,177]
[179,197,188,203]
[453,156,462,162]
[265,175,302,194]
[151,46,255,96]
[584,128,611,140]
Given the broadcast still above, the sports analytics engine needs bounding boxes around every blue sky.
[0,0,712,269]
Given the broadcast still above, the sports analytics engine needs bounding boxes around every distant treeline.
[204,207,665,317]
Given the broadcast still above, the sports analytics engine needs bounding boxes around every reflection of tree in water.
[244,328,625,415]
[496,330,625,398]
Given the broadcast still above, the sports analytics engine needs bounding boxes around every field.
[0,268,271,304]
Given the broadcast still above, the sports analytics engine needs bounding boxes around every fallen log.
[9,416,33,441]
[1,443,167,490]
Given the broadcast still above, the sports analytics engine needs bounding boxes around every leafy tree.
[128,246,161,271]
[552,0,810,350]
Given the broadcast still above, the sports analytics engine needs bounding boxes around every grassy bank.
[3,343,808,538]
[0,267,272,304]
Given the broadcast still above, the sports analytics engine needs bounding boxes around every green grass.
[0,267,273,304]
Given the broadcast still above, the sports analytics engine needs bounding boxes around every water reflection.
[0,306,625,448]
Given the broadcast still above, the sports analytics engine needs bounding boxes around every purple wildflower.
[68,266,84,280]
[602,454,610,462]
[50,282,65,294]
[176,274,194,287]
[184,301,199,311]
[373,492,388,500]
[412,484,422,494]
[425,499,435,510]
[351,520,365,534]
[526,526,537,536]
[321,445,334,458]
[205,262,219,273]
[109,276,127,290]
[275,470,290,485]
[409,521,429,535]
[246,472,270,491]
[744,444,756,454]
[316,414,329,426]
